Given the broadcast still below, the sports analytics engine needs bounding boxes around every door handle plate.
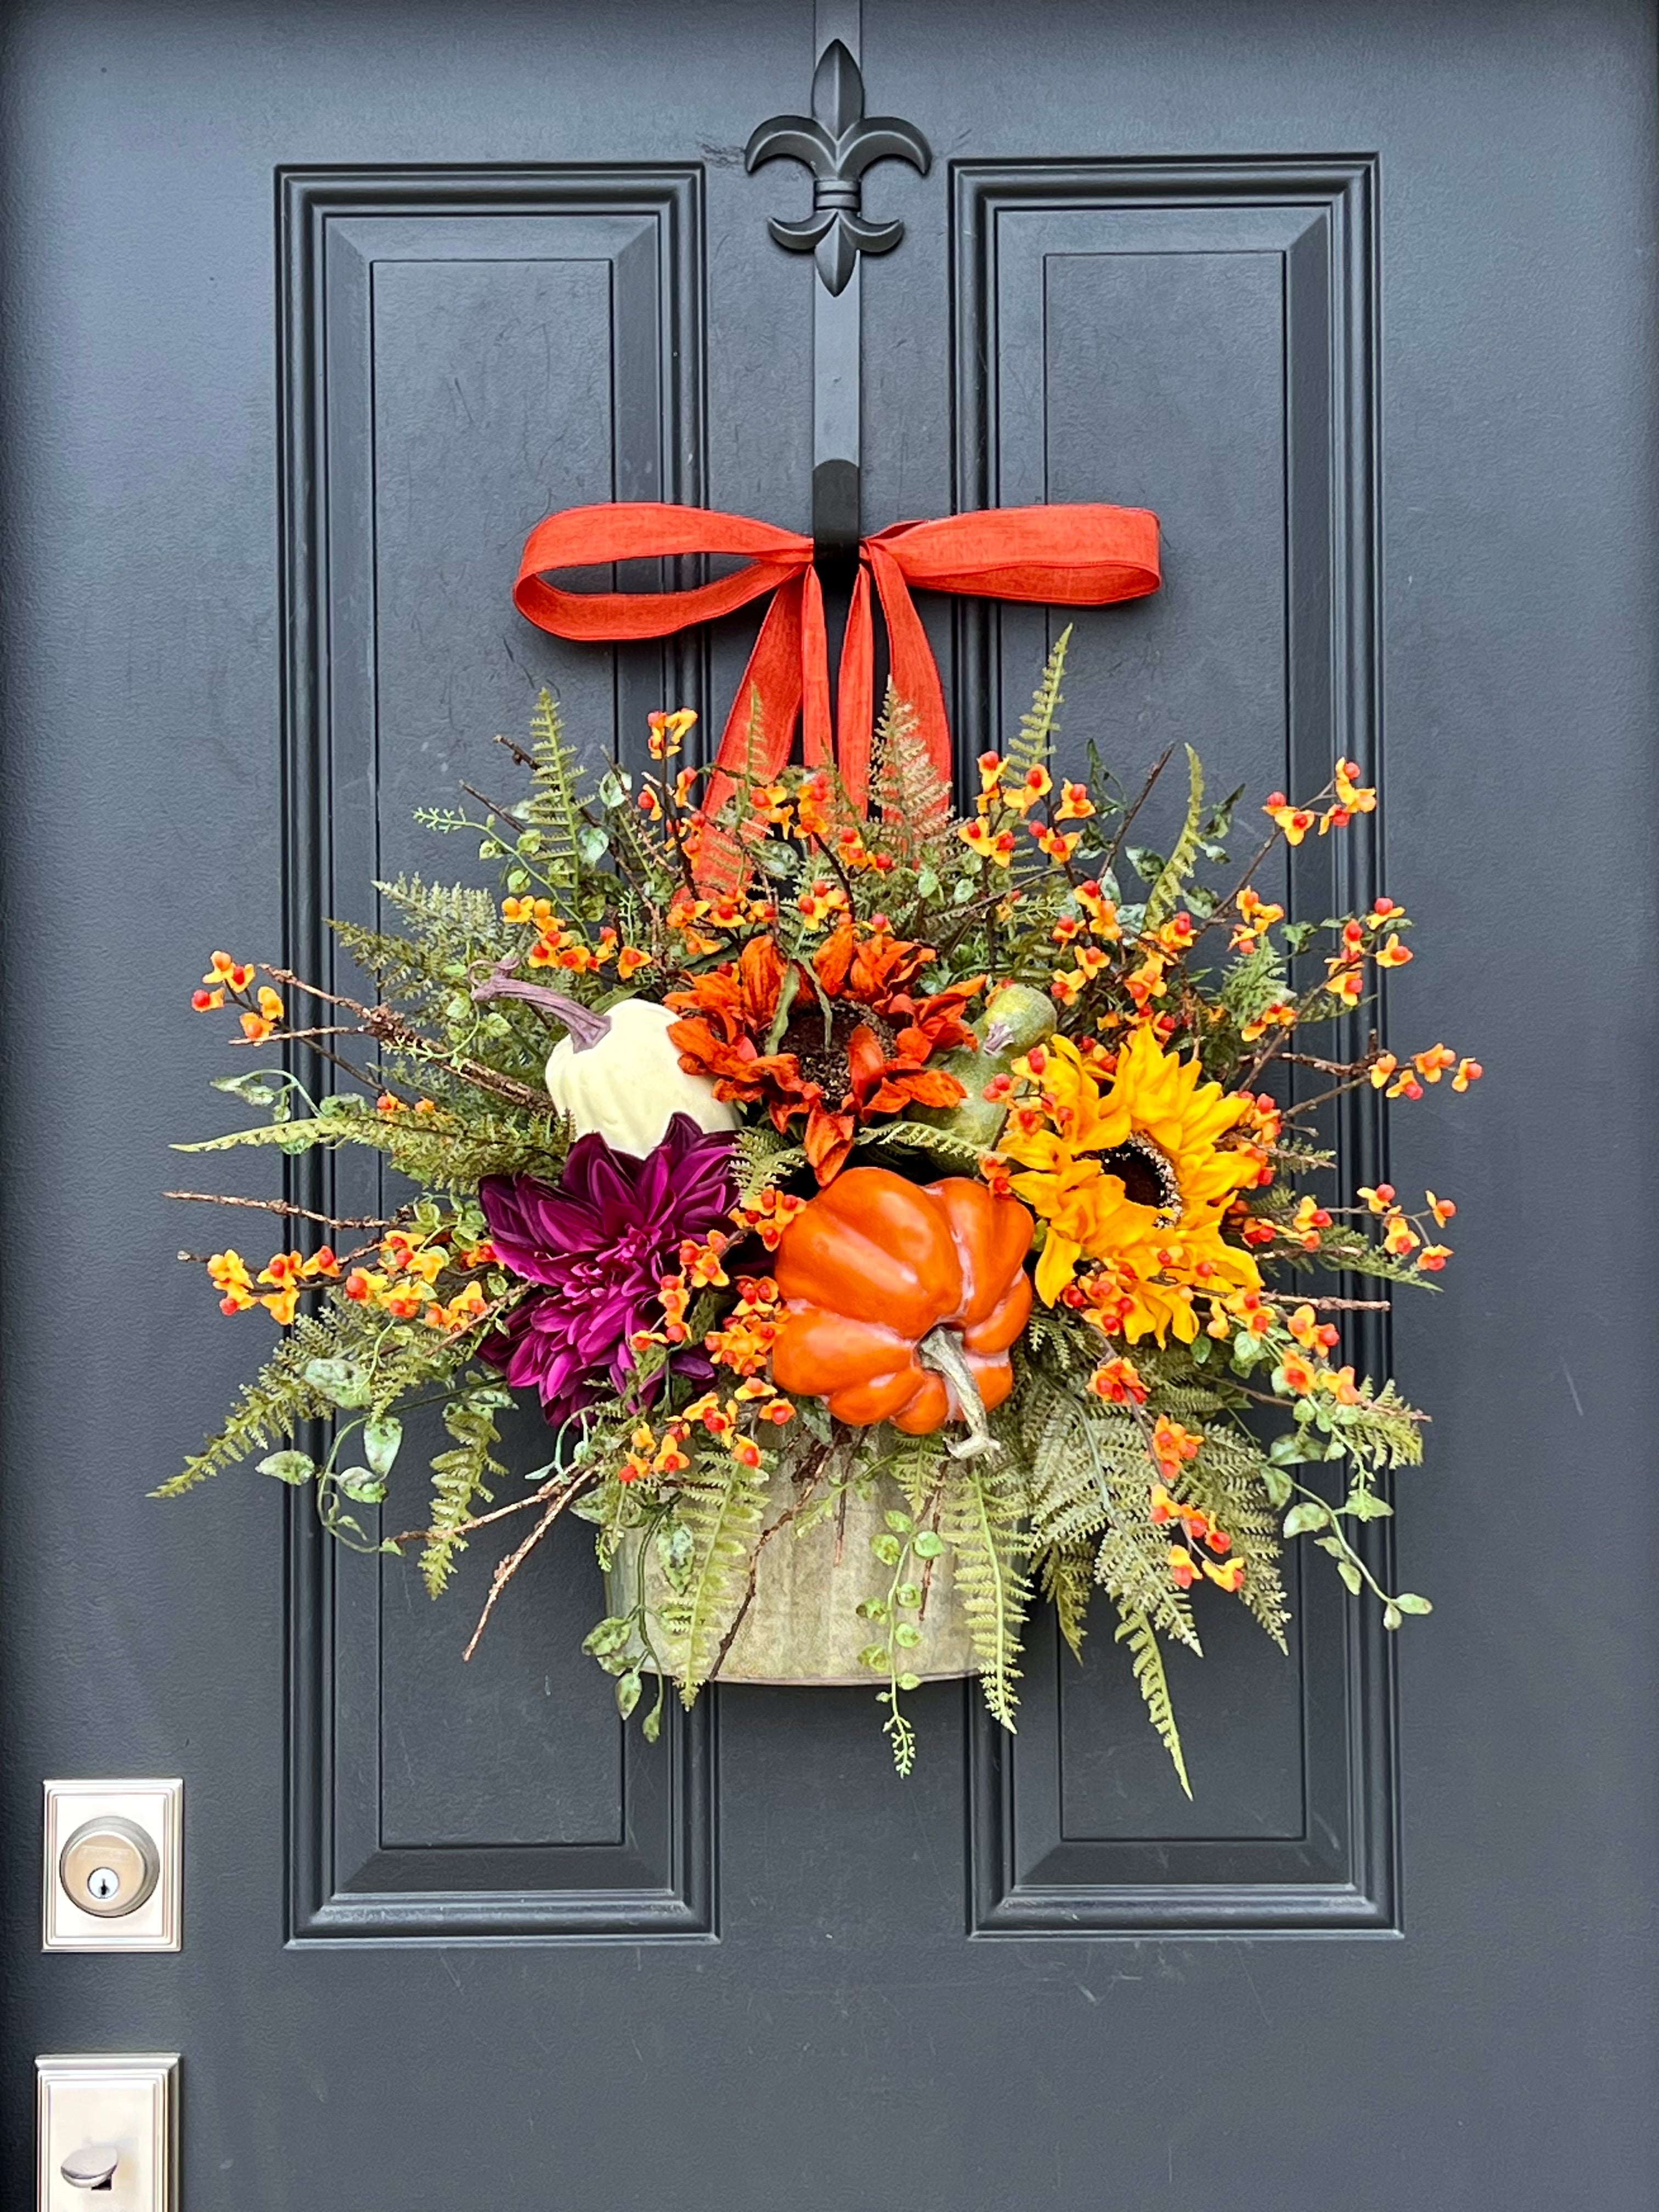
[36,2054,178,2212]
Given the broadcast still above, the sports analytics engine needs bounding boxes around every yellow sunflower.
[1001,1025,1263,1339]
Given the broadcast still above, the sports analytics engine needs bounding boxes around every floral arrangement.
[166,634,1479,1782]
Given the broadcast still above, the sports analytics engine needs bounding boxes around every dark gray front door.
[4,3,1656,2207]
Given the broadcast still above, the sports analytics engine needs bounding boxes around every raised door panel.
[281,172,712,1940]
[956,162,1394,1932]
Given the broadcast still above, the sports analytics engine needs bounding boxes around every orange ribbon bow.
[513,500,1160,867]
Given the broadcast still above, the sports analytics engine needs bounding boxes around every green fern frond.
[853,1120,983,1169]
[872,684,952,858]
[1094,1523,1201,1651]
[942,1457,1031,1730]
[518,688,589,895]
[155,1308,349,1493]
[1003,625,1070,785]
[1040,1541,1095,1660]
[420,1392,508,1597]
[1114,1606,1192,1797]
[732,1124,807,1204]
[1143,746,1205,929]
[673,1450,770,1702]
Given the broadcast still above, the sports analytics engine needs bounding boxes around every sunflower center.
[1098,1132,1183,1226]
[786,1000,897,1096]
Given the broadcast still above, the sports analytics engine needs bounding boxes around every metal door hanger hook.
[748,38,932,571]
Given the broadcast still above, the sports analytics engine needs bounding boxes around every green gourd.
[917,983,1056,1154]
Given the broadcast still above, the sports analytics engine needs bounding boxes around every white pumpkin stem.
[471,968,612,1052]
[917,1324,1003,1461]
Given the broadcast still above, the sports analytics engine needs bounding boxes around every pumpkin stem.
[470,966,613,1052]
[916,1325,1003,1461]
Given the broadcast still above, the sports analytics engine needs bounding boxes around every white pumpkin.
[543,997,736,1158]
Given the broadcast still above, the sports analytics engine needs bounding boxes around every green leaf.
[363,1415,403,1478]
[884,1509,914,1534]
[583,1616,634,1660]
[210,1072,280,1105]
[615,1669,642,1720]
[870,1532,904,1567]
[1336,1559,1364,1595]
[303,1356,372,1409]
[1261,1465,1293,1508]
[893,1622,922,1649]
[1383,1602,1403,1630]
[912,1530,946,1558]
[1283,1500,1329,1537]
[336,1468,386,1504]
[655,1518,695,1594]
[256,1449,315,1486]
[1340,1487,1393,1520]
[895,1582,923,1610]
[1394,1592,1433,1616]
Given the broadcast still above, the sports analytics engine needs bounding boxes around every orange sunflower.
[667,925,981,1181]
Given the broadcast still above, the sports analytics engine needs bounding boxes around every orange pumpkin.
[771,1167,1035,1435]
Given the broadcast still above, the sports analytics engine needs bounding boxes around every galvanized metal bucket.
[606,1474,979,1686]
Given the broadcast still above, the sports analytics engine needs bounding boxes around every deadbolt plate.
[43,1783,182,1953]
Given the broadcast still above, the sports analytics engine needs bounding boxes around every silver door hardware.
[36,2055,178,2212]
[60,2142,120,2190]
[59,1817,160,1918]
[42,1782,181,1953]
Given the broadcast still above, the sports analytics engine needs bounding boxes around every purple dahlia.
[478,1112,736,1426]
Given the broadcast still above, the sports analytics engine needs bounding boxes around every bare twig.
[1098,743,1175,879]
[389,1466,568,1549]
[462,1474,595,1662]
[164,1190,394,1229]
[264,967,548,1111]
[708,1446,831,1679]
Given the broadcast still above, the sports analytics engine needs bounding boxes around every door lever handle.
[60,2142,120,2190]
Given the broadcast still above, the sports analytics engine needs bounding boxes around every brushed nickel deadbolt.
[42,1781,182,1951]
[59,1818,160,1920]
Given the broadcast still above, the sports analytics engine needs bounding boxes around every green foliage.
[420,1388,511,1597]
[1021,1383,1199,1651]
[1143,746,1205,929]
[732,1123,808,1204]
[1114,1607,1192,1797]
[373,1105,569,1195]
[1003,626,1070,794]
[853,1119,983,1170]
[1041,1540,1095,1661]
[157,1308,352,1493]
[517,687,590,896]
[871,684,954,879]
[670,1445,771,1703]
[941,1453,1030,1730]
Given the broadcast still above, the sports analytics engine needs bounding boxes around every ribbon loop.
[513,498,1160,879]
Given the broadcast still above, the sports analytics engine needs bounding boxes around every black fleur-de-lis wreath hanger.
[745,40,932,296]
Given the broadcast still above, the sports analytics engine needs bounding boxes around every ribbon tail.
[836,565,874,815]
[799,565,836,777]
[696,574,805,890]
[869,543,952,793]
